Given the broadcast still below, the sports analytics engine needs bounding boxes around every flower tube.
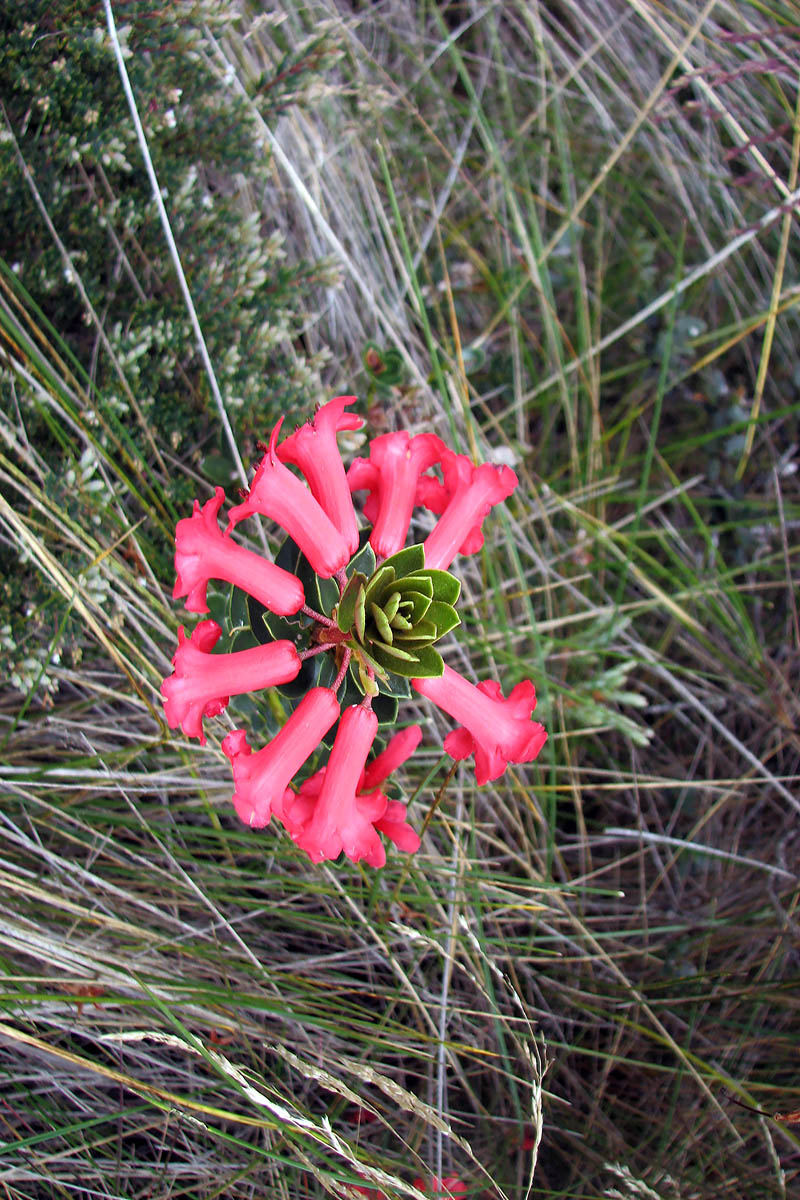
[227,420,350,578]
[277,396,362,556]
[361,724,422,790]
[422,450,518,570]
[282,724,422,858]
[222,687,340,827]
[293,703,386,866]
[162,619,301,744]
[173,488,304,615]
[413,665,546,784]
[348,431,446,558]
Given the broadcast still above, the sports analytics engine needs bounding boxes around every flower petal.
[348,431,446,558]
[161,621,301,744]
[222,687,340,827]
[413,666,546,784]
[173,487,304,615]
[278,396,363,556]
[227,421,350,578]
[423,451,518,570]
[361,725,422,790]
[293,704,385,866]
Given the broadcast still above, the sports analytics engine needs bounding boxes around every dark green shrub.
[0,1,338,695]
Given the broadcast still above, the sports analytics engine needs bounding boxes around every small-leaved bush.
[0,0,339,696]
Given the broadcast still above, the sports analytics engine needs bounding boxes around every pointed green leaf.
[425,600,461,637]
[390,612,413,631]
[229,627,258,652]
[406,645,444,677]
[368,643,424,678]
[354,584,367,642]
[402,590,432,624]
[396,574,433,599]
[427,569,461,605]
[336,572,366,633]
[381,544,425,578]
[227,584,250,631]
[315,573,339,616]
[399,618,436,643]
[383,591,401,623]
[370,601,394,645]
[275,653,324,699]
[371,691,400,727]
[363,563,395,609]
[249,593,303,647]
[346,536,376,578]
[369,639,417,662]
[275,533,304,576]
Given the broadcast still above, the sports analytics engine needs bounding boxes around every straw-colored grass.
[1,2,798,1197]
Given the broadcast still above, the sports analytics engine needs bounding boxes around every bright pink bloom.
[277,396,363,557]
[281,724,422,860]
[227,421,350,578]
[292,704,387,866]
[421,450,518,570]
[161,619,301,745]
[373,799,421,854]
[413,1177,467,1197]
[412,666,546,785]
[173,488,304,616]
[361,724,422,790]
[348,431,446,558]
[347,457,381,526]
[222,687,340,828]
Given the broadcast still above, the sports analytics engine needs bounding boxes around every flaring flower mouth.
[420,449,519,571]
[161,619,301,744]
[348,430,446,558]
[173,488,304,616]
[163,393,546,866]
[222,687,340,828]
[227,420,352,579]
[413,666,547,784]
[277,395,363,556]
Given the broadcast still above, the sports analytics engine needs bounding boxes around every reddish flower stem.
[299,643,336,662]
[302,603,335,627]
[332,647,351,693]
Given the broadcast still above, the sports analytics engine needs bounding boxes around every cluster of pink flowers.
[162,396,546,867]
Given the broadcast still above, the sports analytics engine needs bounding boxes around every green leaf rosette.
[334,544,460,694]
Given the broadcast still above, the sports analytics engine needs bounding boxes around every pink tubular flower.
[277,396,363,557]
[281,724,422,860]
[173,488,304,616]
[362,724,422,790]
[291,703,387,866]
[227,421,350,578]
[348,431,446,558]
[413,665,546,785]
[161,619,301,745]
[421,449,518,570]
[222,687,340,827]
